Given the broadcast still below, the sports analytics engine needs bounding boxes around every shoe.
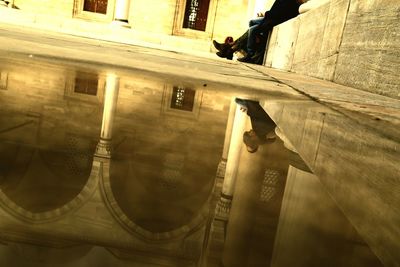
[237,53,254,63]
[235,98,248,108]
[213,40,225,51]
[216,48,234,60]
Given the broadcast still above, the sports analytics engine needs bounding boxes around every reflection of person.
[235,98,277,153]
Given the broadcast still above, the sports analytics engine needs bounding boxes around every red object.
[224,36,234,44]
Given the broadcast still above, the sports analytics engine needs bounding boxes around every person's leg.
[232,30,249,52]
[239,19,273,63]
[249,17,264,27]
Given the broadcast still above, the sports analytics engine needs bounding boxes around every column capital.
[95,139,112,158]
[216,158,227,179]
[215,194,233,221]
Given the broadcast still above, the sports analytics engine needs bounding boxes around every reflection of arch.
[100,160,209,241]
[0,151,100,223]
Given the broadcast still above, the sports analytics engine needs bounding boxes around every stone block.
[264,27,278,67]
[316,54,338,80]
[269,17,300,71]
[290,0,349,80]
[292,2,329,70]
[334,0,400,99]
[320,0,350,58]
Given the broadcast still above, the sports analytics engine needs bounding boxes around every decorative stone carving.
[215,195,232,221]
[95,138,111,158]
[216,158,227,179]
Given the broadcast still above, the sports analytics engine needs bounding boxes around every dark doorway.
[83,0,108,14]
[183,0,210,31]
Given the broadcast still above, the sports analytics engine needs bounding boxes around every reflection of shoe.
[235,98,247,108]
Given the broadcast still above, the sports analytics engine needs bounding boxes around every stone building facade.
[9,0,272,43]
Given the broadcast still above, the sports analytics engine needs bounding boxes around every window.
[83,0,108,14]
[73,0,114,22]
[183,0,211,31]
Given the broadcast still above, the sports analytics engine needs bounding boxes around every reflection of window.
[74,75,98,96]
[65,72,104,102]
[83,0,108,14]
[170,86,195,111]
[162,84,202,119]
[183,0,210,31]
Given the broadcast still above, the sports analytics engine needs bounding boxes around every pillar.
[95,74,119,158]
[113,0,131,27]
[221,137,266,267]
[215,104,247,220]
[216,98,236,179]
[222,125,291,267]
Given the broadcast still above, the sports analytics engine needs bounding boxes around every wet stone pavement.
[0,24,399,267]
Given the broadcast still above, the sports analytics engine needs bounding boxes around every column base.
[215,194,232,221]
[95,139,112,158]
[111,19,131,28]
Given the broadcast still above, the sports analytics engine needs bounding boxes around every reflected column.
[215,103,247,220]
[216,98,236,178]
[222,125,291,267]
[95,74,120,158]
[221,136,265,267]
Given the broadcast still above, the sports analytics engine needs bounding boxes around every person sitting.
[213,0,307,64]
[213,13,268,64]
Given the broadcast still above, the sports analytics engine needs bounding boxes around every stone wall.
[9,0,254,41]
[265,0,400,99]
[13,0,74,17]
[129,0,177,34]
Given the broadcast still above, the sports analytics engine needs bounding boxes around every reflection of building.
[0,55,230,266]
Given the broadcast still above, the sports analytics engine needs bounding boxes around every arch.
[0,154,100,223]
[100,160,209,241]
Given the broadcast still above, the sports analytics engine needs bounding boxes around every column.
[221,119,267,267]
[216,98,236,179]
[95,74,119,158]
[222,127,292,267]
[113,0,131,27]
[215,104,247,220]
